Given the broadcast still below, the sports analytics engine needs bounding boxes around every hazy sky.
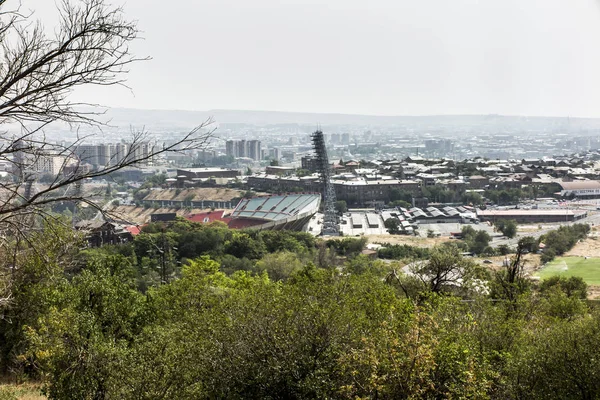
[27,0,600,117]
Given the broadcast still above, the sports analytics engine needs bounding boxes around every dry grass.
[473,254,542,275]
[142,187,244,202]
[366,234,451,247]
[0,381,45,400]
[588,285,600,300]
[565,236,600,258]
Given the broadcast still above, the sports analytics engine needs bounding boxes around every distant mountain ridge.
[83,107,600,131]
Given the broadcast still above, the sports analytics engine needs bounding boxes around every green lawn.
[535,257,600,285]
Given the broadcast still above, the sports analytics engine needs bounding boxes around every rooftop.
[477,209,587,216]
[231,193,321,221]
[559,181,600,190]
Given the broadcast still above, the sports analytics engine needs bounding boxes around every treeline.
[540,224,591,263]
[378,225,493,259]
[0,223,598,399]
[387,184,562,208]
[377,243,430,260]
[378,223,590,263]
[484,184,562,205]
[75,220,368,290]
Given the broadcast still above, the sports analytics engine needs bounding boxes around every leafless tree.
[0,0,215,305]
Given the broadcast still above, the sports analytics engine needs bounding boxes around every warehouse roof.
[559,181,600,190]
[477,209,587,217]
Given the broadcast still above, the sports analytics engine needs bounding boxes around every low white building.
[559,181,600,199]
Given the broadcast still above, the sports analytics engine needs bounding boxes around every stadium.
[227,193,321,231]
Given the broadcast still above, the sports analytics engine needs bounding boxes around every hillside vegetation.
[0,221,598,399]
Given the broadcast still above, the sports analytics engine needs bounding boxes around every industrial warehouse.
[476,209,588,223]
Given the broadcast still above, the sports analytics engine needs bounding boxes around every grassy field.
[535,256,600,285]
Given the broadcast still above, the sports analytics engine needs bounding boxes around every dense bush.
[326,237,367,257]
[461,225,491,254]
[377,243,430,260]
[2,223,600,399]
[540,224,590,263]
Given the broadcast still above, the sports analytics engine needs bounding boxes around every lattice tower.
[311,130,339,236]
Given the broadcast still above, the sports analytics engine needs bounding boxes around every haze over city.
[27,0,600,118]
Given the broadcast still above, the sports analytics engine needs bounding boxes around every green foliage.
[6,222,600,399]
[254,251,304,281]
[495,219,518,238]
[506,316,600,399]
[389,188,412,203]
[519,236,539,253]
[409,245,488,296]
[540,224,590,263]
[461,226,491,254]
[296,168,312,177]
[326,237,367,257]
[145,173,167,187]
[484,188,523,205]
[462,191,483,206]
[540,248,557,264]
[378,243,430,260]
[384,217,401,234]
[224,231,266,260]
[498,244,511,255]
[387,199,412,208]
[259,230,315,254]
[207,155,234,166]
[421,185,461,203]
[539,276,588,299]
[334,200,347,214]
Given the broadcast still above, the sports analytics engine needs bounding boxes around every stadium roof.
[231,194,321,222]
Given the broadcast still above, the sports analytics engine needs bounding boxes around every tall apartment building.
[235,140,247,158]
[225,139,262,161]
[32,155,75,176]
[73,144,102,166]
[225,140,235,158]
[269,148,281,161]
[301,156,319,172]
[341,133,351,145]
[73,142,153,169]
[247,140,261,161]
[110,143,128,166]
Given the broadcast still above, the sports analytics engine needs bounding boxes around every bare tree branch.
[0,0,216,307]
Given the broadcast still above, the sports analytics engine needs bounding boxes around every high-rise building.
[74,143,115,168]
[301,156,319,172]
[236,140,247,158]
[73,144,100,166]
[225,140,235,158]
[341,133,351,145]
[269,148,281,161]
[225,139,262,160]
[247,140,261,161]
[110,143,128,166]
[32,155,75,176]
[97,144,111,167]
